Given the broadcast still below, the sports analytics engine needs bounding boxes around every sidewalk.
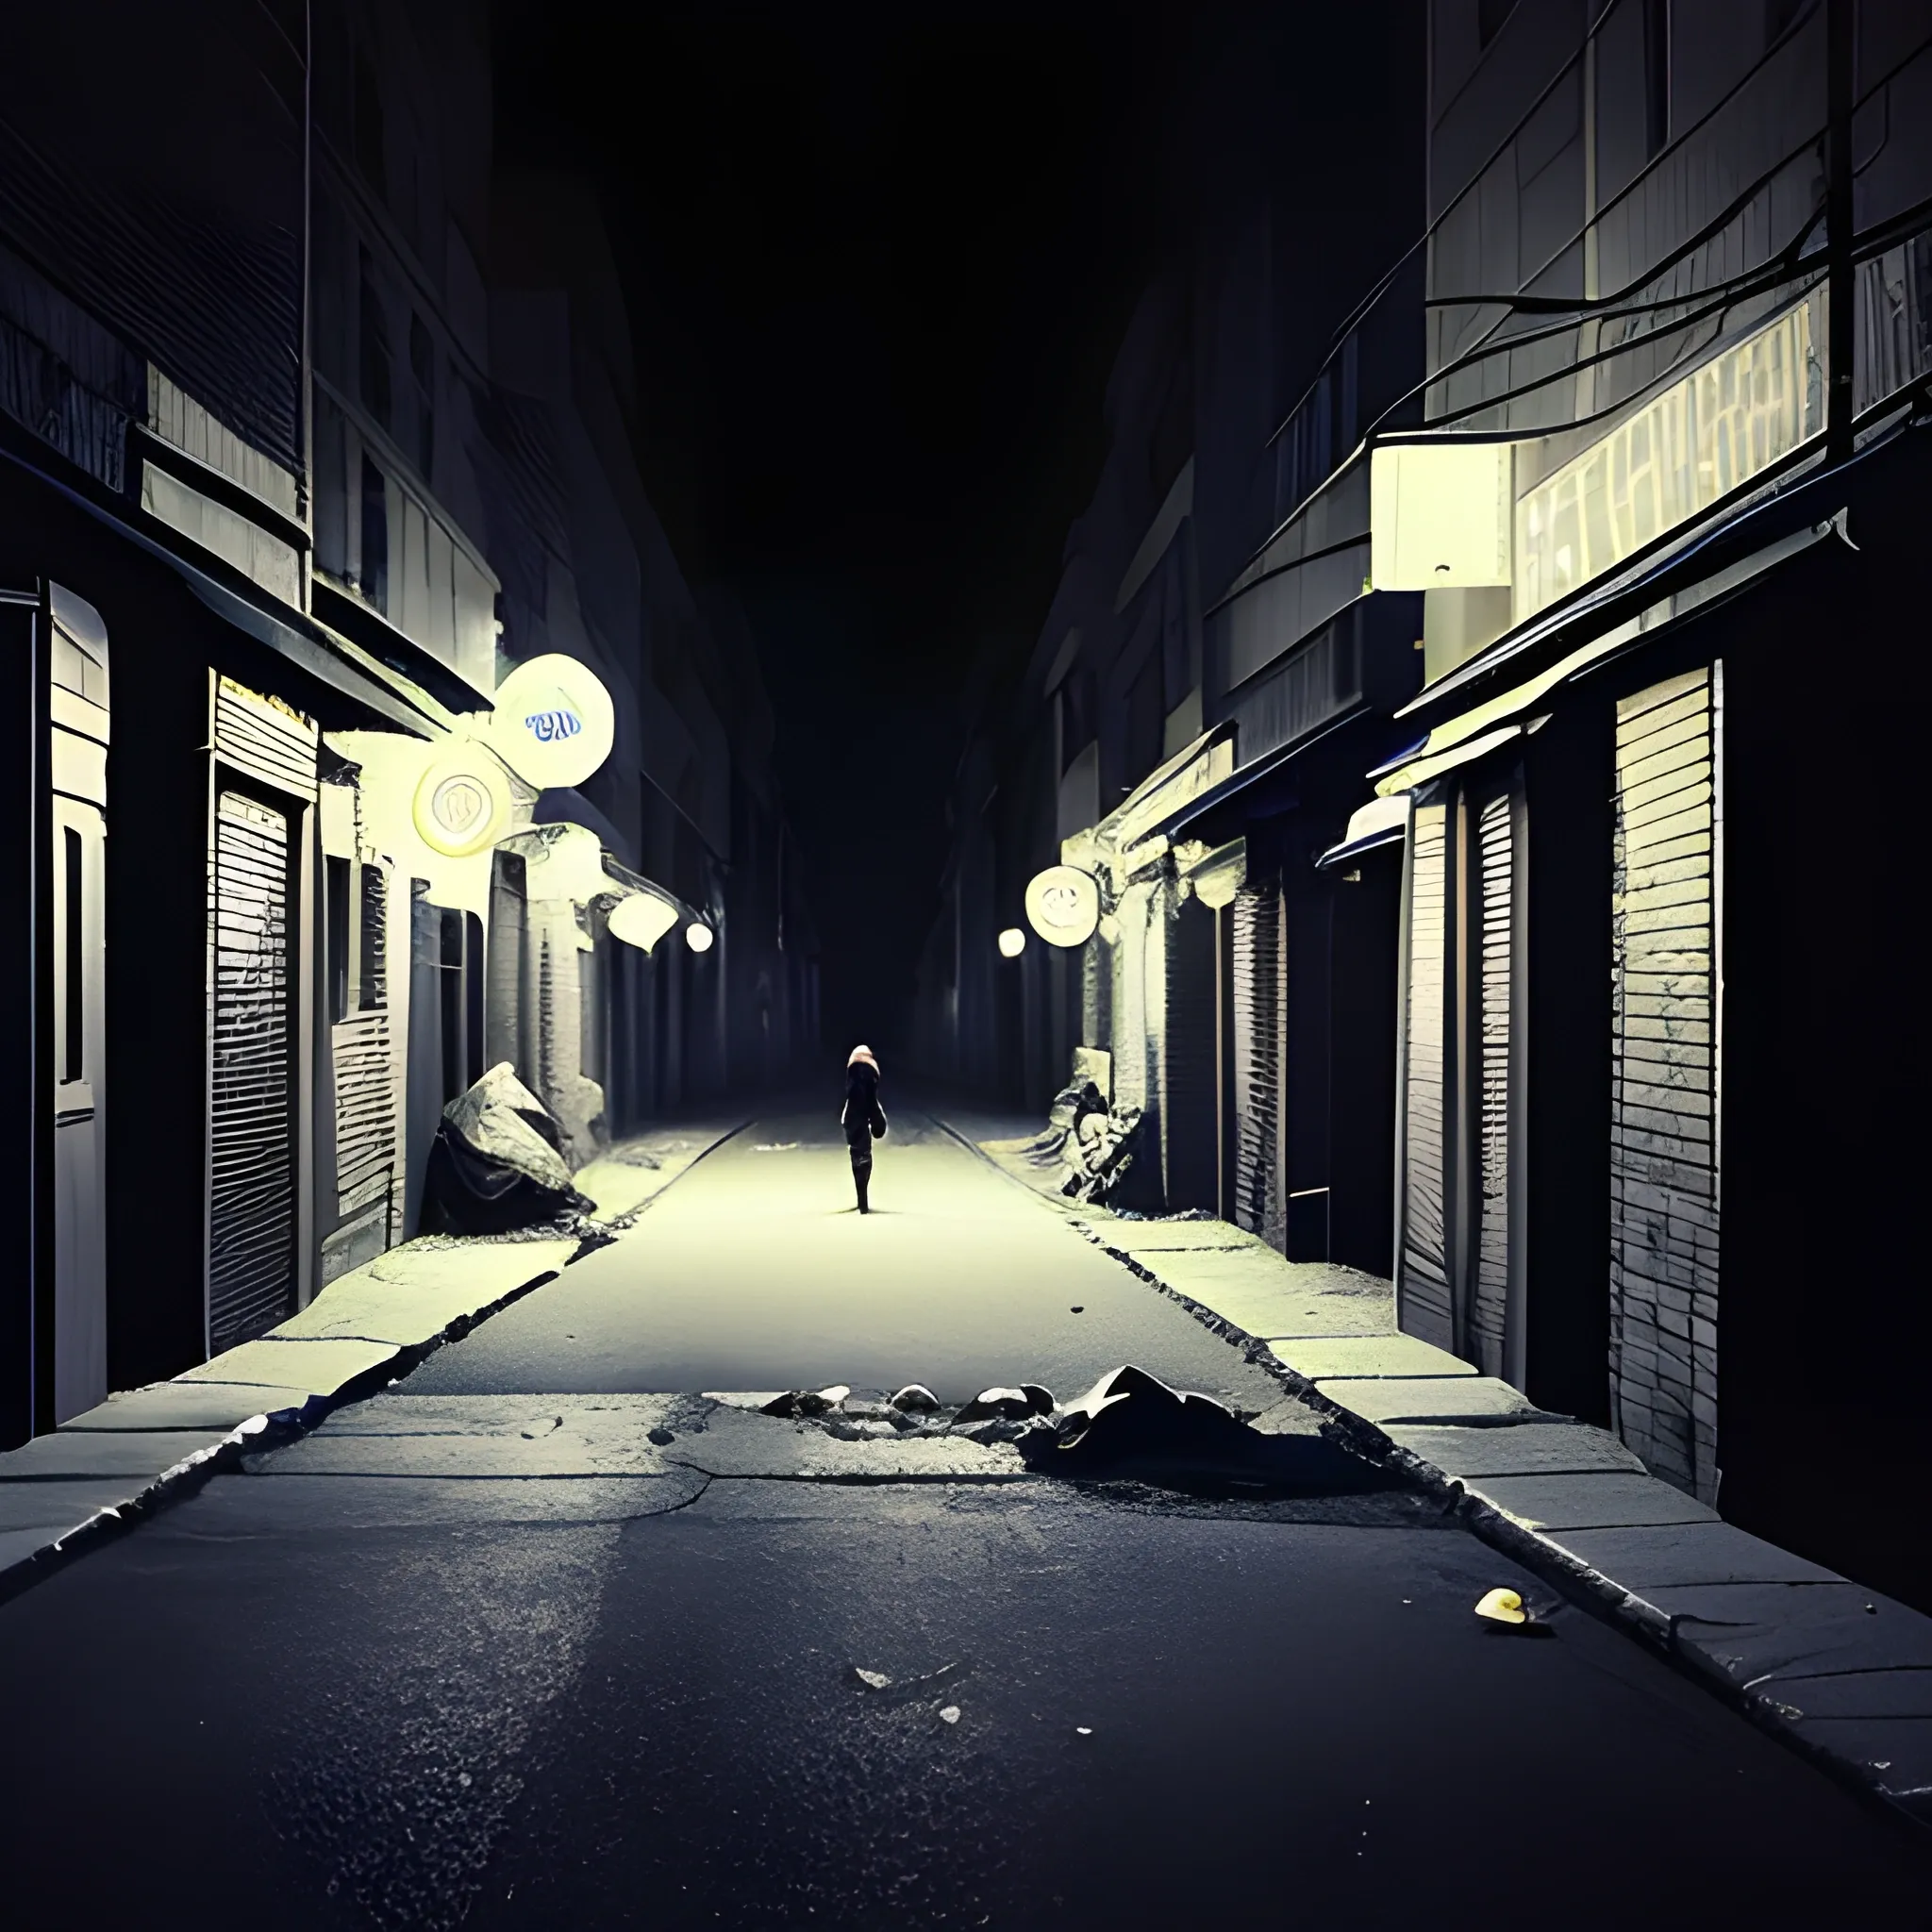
[947,1106,1932,1830]
[0,1119,745,1600]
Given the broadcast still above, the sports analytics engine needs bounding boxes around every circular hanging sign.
[608,891,682,955]
[412,748,513,858]
[1024,865,1100,948]
[490,653,616,791]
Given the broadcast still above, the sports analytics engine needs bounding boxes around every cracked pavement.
[2,1109,1925,1927]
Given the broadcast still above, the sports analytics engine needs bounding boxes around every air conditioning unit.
[1370,441,1513,590]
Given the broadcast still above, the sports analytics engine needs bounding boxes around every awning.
[1398,462,1857,723]
[1372,719,1545,797]
[1316,794,1409,870]
[4,435,441,738]
[1085,723,1236,860]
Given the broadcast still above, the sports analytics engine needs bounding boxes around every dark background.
[491,2,1424,1059]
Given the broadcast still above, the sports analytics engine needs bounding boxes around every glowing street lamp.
[997,926,1026,958]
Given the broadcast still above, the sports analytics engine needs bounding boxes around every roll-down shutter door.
[1469,790,1515,1376]
[1399,801,1453,1349]
[1611,665,1721,1503]
[332,861,396,1226]
[208,790,297,1352]
[1230,884,1285,1251]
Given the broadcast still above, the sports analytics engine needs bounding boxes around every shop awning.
[1315,794,1410,870]
[4,435,443,737]
[1088,723,1236,859]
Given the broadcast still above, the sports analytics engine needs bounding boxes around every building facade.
[2,0,814,1452]
[915,0,1931,1604]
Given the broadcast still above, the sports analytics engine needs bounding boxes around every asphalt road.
[408,1110,1289,1411]
[2,1110,1925,1929]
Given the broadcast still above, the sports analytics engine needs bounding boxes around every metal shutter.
[1610,665,1721,1503]
[1160,895,1219,1209]
[1469,791,1514,1376]
[208,790,297,1353]
[331,864,394,1224]
[1230,884,1285,1250]
[1399,801,1453,1350]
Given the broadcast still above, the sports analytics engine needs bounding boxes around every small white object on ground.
[1474,1587,1528,1625]
[1075,1725,1092,1736]
[939,1706,961,1724]
[854,1668,891,1690]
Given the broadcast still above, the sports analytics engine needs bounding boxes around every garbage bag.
[423,1062,597,1235]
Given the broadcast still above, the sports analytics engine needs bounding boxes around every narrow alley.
[2,1115,1926,1926]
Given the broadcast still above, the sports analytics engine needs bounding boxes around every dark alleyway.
[2,1124,1925,1928]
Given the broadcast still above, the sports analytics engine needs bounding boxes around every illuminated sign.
[490,654,615,790]
[608,891,682,954]
[1024,865,1099,948]
[411,749,512,857]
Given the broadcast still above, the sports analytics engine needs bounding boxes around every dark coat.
[841,1064,887,1149]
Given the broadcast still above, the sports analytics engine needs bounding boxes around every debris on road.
[1474,1588,1530,1627]
[851,1660,969,1707]
[956,1388,1038,1423]
[761,1386,851,1418]
[939,1706,961,1724]
[423,1063,597,1235]
[1034,1363,1389,1492]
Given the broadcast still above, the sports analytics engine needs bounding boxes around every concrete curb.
[933,1108,1932,1838]
[1067,1218,1932,1839]
[0,1117,752,1606]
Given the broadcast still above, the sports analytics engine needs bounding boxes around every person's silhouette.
[841,1045,888,1212]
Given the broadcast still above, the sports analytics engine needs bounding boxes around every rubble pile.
[729,1366,1389,1491]
[1005,1079,1149,1204]
[423,1063,600,1236]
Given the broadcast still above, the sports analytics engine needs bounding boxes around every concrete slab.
[271,1259,564,1348]
[1765,1669,1932,1722]
[1673,1605,1932,1688]
[1645,1579,1881,1627]
[55,1382,315,1432]
[1463,1471,1721,1531]
[664,1407,1029,1483]
[573,1158,669,1221]
[1788,1716,1932,1798]
[0,1430,234,1482]
[1314,1375,1545,1424]
[318,1392,688,1438]
[360,1240,576,1292]
[214,1471,705,1529]
[174,1336,403,1394]
[1269,1334,1474,1380]
[1385,1424,1648,1478]
[1545,1521,1844,1590]
[1246,1396,1326,1438]
[0,1477,145,1536]
[1104,1223,1266,1253]
[246,1430,639,1480]
[253,1393,695,1479]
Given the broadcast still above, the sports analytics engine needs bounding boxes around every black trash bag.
[423,1062,598,1235]
[1026,1362,1390,1493]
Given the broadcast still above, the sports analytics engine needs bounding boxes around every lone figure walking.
[841,1044,888,1213]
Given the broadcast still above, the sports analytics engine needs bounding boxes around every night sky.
[492,4,1423,1059]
